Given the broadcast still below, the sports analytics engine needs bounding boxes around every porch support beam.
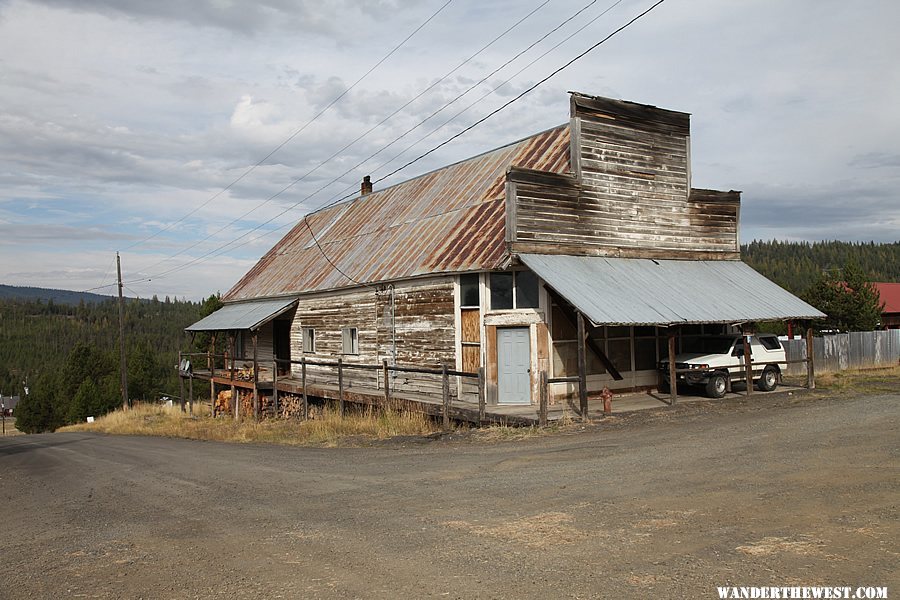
[577,310,588,419]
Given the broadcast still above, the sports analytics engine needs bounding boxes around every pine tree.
[803,261,884,332]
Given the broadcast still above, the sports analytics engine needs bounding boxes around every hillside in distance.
[0,284,120,305]
[741,240,900,294]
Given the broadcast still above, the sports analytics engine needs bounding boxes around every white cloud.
[0,0,897,300]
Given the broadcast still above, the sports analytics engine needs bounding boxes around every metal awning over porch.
[185,298,297,332]
[520,254,825,326]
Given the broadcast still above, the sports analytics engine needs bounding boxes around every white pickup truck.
[658,334,785,398]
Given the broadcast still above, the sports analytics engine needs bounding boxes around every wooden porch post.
[742,333,753,396]
[188,373,194,416]
[272,359,279,417]
[228,333,236,380]
[576,311,588,420]
[301,358,308,420]
[539,370,548,427]
[208,333,216,417]
[477,367,486,424]
[806,327,816,389]
[668,332,678,405]
[382,359,390,410]
[338,357,344,416]
[442,363,450,431]
[252,332,259,420]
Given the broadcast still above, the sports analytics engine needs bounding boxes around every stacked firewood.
[234,366,254,381]
[278,394,304,419]
[214,390,233,416]
[215,390,324,420]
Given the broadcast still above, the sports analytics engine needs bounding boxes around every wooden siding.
[287,278,462,399]
[509,94,740,259]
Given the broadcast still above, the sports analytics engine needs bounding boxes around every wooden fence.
[178,352,485,429]
[782,330,900,376]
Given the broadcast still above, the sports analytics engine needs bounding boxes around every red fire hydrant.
[601,386,613,415]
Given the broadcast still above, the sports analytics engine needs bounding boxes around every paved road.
[1,390,898,599]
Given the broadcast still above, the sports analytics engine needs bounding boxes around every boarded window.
[460,308,481,371]
[302,328,315,353]
[342,327,358,355]
[490,272,513,309]
[460,273,480,307]
[461,309,480,343]
[462,345,480,372]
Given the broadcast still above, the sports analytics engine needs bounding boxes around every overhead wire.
[123,0,666,288]
[119,0,455,252]
[125,0,615,282]
[133,0,554,276]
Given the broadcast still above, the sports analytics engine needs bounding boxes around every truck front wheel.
[705,373,727,398]
[758,365,778,392]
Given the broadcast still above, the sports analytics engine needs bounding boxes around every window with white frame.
[342,327,359,355]
[302,327,315,353]
[458,273,481,372]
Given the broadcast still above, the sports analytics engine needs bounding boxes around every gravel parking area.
[1,386,897,599]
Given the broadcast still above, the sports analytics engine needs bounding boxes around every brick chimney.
[361,175,373,196]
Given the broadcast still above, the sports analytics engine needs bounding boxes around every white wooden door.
[497,327,530,405]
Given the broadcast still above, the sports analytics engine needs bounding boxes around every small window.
[342,327,359,355]
[460,273,480,307]
[516,270,539,308]
[758,335,782,350]
[490,272,513,309]
[302,328,315,353]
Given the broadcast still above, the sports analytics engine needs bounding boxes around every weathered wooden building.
[187,92,823,413]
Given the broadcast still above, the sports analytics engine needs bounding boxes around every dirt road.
[1,389,897,599]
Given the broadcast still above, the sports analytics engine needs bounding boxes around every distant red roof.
[873,282,900,314]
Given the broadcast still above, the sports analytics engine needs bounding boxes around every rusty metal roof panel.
[225,125,570,301]
[521,254,826,326]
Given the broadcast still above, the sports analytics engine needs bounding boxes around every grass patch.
[60,402,441,447]
[814,365,900,392]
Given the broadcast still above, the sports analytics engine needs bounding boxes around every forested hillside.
[0,284,120,305]
[742,240,900,294]
[0,294,216,432]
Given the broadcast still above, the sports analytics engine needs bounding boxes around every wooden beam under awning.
[546,288,624,381]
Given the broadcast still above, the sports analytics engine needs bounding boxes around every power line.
[379,0,666,184]
[127,0,615,281]
[122,0,665,288]
[120,0,455,253]
[132,0,553,276]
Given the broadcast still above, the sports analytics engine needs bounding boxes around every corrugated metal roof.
[225,125,571,301]
[520,254,826,326]
[873,282,900,314]
[185,298,296,332]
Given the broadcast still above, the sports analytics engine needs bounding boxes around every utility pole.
[117,252,129,410]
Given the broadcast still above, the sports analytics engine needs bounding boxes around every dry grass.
[814,364,900,391]
[60,402,440,447]
[474,409,580,442]
[1,417,23,437]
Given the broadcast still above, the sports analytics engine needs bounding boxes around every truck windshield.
[685,336,736,354]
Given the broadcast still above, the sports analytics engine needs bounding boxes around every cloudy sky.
[1,0,897,300]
